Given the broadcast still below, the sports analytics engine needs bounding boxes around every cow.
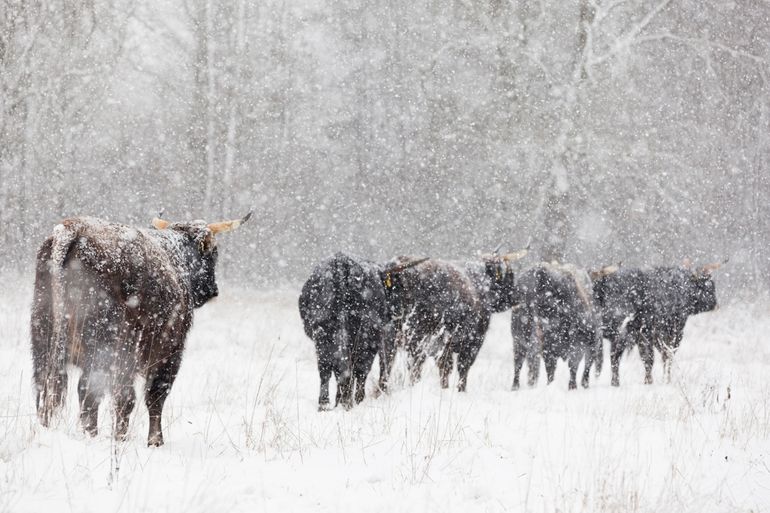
[511,262,602,391]
[298,252,427,410]
[31,212,250,446]
[385,249,527,392]
[592,262,720,386]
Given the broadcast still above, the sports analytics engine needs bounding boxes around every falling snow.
[1,0,770,511]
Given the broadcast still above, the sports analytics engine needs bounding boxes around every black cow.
[592,262,720,386]
[386,250,526,392]
[511,263,602,390]
[298,253,426,410]
[31,213,250,446]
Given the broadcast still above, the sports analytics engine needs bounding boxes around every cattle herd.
[29,215,722,446]
[298,252,722,409]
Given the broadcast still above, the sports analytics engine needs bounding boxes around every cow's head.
[380,257,429,321]
[688,261,722,314]
[152,211,252,308]
[481,247,528,312]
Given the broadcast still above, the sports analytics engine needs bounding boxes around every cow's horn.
[386,257,429,274]
[208,210,253,235]
[589,263,620,280]
[699,258,728,275]
[502,247,529,262]
[152,217,170,230]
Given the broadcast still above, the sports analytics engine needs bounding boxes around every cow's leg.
[661,347,672,383]
[144,354,181,447]
[78,370,104,437]
[376,331,398,396]
[659,338,677,384]
[567,351,580,390]
[314,331,334,409]
[334,353,354,410]
[112,376,136,441]
[437,337,453,389]
[610,336,624,387]
[581,362,591,389]
[318,364,332,410]
[593,338,604,377]
[580,349,592,389]
[456,336,482,392]
[351,365,367,405]
[353,344,378,405]
[407,339,427,385]
[543,351,557,384]
[353,342,378,405]
[638,337,654,385]
[511,340,526,391]
[353,377,366,404]
[376,356,389,397]
[335,372,353,410]
[527,351,540,387]
[528,318,543,387]
[662,331,682,383]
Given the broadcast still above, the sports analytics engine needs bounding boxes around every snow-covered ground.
[1,281,768,512]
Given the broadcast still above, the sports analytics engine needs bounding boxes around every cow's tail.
[593,331,604,377]
[37,223,78,426]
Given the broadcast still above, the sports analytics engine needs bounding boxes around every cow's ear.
[198,232,217,253]
[382,272,393,289]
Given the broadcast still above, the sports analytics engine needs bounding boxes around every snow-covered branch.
[589,0,673,66]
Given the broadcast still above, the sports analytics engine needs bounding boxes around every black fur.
[298,253,395,410]
[511,264,602,391]
[592,266,718,386]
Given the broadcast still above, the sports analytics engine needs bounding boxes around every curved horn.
[589,263,620,281]
[152,217,170,230]
[208,210,253,235]
[385,257,429,274]
[501,247,529,262]
[699,258,728,275]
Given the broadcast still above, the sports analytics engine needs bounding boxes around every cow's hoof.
[147,434,164,447]
[568,382,577,390]
[511,383,520,391]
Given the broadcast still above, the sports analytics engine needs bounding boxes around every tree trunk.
[541,0,594,263]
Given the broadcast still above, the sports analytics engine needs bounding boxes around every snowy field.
[1,280,769,513]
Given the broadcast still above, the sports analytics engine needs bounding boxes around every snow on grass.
[1,281,768,512]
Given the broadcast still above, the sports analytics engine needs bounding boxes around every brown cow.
[385,249,527,392]
[31,213,250,446]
